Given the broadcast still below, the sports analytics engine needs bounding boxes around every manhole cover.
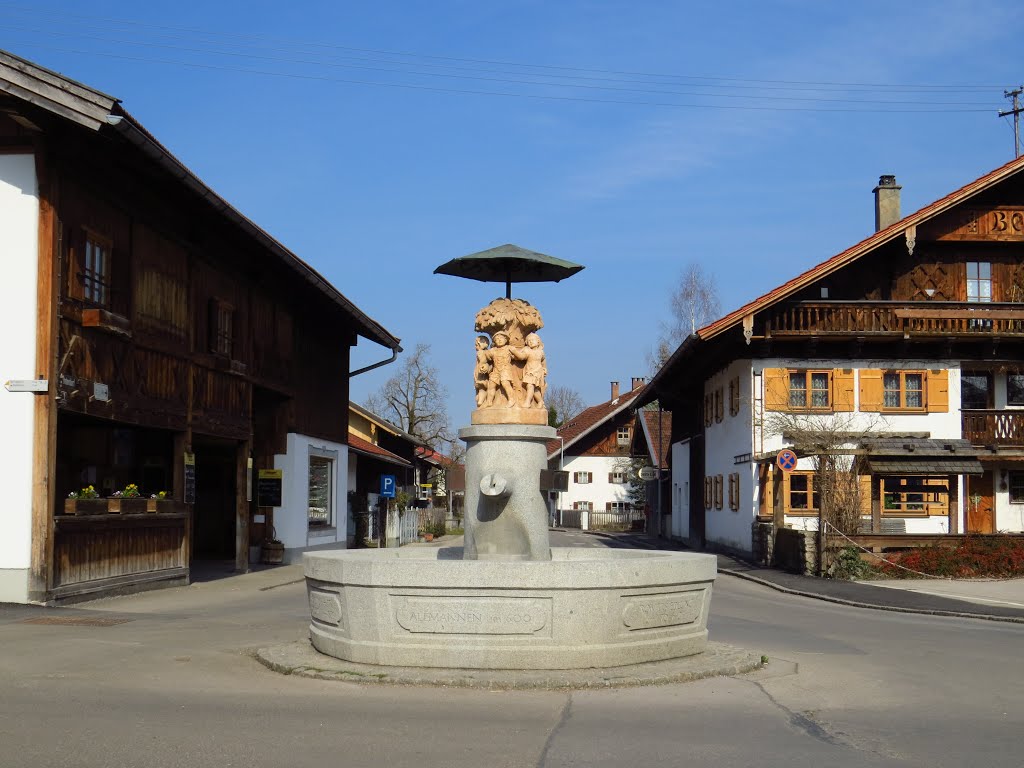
[20,616,132,627]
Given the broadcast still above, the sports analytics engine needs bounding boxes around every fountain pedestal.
[460,423,554,562]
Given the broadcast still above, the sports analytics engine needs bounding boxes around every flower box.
[63,498,110,516]
[107,498,148,514]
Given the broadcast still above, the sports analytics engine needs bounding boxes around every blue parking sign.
[380,474,397,498]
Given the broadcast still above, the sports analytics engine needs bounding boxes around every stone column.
[460,423,555,561]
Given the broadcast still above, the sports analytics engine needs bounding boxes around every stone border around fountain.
[303,547,718,671]
[255,639,764,690]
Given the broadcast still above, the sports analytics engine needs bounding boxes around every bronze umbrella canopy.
[434,243,584,298]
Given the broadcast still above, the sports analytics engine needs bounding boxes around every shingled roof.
[347,434,411,467]
[638,409,672,468]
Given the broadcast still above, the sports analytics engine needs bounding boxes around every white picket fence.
[385,507,421,546]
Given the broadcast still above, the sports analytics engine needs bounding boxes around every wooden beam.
[235,439,251,573]
[29,148,58,602]
[948,474,959,534]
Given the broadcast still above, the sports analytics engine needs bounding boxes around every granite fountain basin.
[304,547,716,670]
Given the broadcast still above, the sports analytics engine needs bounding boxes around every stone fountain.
[303,246,717,671]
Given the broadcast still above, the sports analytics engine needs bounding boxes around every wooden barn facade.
[0,50,400,603]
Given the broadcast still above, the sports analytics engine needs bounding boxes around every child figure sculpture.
[512,332,546,409]
[485,331,519,408]
[474,335,492,407]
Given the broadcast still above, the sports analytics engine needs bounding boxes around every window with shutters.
[704,477,713,509]
[607,501,632,512]
[786,472,819,516]
[883,371,925,410]
[704,393,713,427]
[728,472,740,511]
[713,475,723,510]
[82,232,112,307]
[714,388,724,423]
[788,370,831,410]
[573,501,593,511]
[729,377,740,416]
[573,471,592,484]
[210,299,235,357]
[882,476,948,516]
[609,471,627,484]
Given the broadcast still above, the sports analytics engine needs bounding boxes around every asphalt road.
[1,532,1021,768]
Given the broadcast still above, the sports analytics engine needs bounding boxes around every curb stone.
[255,640,764,690]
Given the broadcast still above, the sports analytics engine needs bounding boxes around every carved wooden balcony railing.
[962,409,1024,447]
[764,301,1024,339]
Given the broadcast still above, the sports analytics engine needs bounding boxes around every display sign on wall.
[257,469,284,507]
[183,452,196,504]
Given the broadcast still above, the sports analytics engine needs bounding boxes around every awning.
[865,458,983,475]
[862,438,983,475]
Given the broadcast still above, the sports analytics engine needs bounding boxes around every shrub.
[877,535,1024,579]
[827,546,876,580]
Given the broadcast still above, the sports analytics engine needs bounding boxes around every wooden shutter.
[763,369,789,411]
[859,475,873,519]
[859,369,884,412]
[759,465,773,518]
[67,226,85,300]
[927,369,949,413]
[833,369,855,412]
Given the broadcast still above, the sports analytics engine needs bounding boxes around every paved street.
[2,534,1022,767]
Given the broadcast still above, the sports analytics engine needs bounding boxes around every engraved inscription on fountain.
[309,589,344,629]
[394,596,551,636]
[621,591,705,631]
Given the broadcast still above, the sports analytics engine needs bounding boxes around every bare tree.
[650,263,721,370]
[365,343,453,450]
[546,385,586,428]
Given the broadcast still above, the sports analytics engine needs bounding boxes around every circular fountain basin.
[304,546,716,670]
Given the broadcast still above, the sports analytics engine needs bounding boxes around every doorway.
[191,437,238,559]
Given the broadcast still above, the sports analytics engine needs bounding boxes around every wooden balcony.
[764,301,1024,339]
[962,409,1024,447]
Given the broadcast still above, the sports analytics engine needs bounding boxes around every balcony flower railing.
[764,301,1024,339]
[962,409,1024,447]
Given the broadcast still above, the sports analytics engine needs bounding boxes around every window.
[728,472,740,511]
[308,455,333,526]
[1008,374,1024,406]
[787,472,820,515]
[882,476,947,516]
[573,471,592,484]
[883,371,925,410]
[966,261,992,302]
[1009,472,1024,504]
[606,501,633,512]
[573,501,593,511]
[210,299,235,357]
[83,233,111,306]
[713,475,723,510]
[616,426,631,446]
[714,388,724,423]
[729,377,740,416]
[609,471,628,484]
[960,372,991,410]
[788,370,831,410]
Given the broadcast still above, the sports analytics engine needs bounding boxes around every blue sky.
[5,0,1022,426]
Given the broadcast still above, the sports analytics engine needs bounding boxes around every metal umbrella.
[434,244,584,298]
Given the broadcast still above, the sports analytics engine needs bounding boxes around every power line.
[7,41,998,115]
[0,25,999,108]
[0,1,1013,94]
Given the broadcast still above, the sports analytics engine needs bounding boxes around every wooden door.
[966,472,994,534]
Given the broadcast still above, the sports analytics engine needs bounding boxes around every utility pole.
[1000,86,1023,158]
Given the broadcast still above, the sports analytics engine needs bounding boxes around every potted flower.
[64,486,108,515]
[107,483,147,514]
[261,528,285,564]
[147,490,169,513]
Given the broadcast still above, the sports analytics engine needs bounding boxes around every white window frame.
[308,448,337,528]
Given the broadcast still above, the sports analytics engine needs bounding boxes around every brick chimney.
[610,381,620,400]
[631,377,646,391]
[873,174,901,231]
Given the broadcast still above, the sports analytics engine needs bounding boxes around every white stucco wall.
[670,439,691,540]
[272,433,349,558]
[560,455,632,512]
[0,154,39,602]
[755,358,966,535]
[703,360,756,552]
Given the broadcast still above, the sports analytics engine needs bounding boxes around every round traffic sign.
[776,449,798,472]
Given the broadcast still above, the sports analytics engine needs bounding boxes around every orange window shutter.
[859,369,883,412]
[833,369,855,412]
[763,369,789,411]
[927,370,949,413]
[859,475,873,518]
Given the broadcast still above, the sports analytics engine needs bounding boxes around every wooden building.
[0,50,400,603]
[642,158,1024,557]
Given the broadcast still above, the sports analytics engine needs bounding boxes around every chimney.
[631,377,646,391]
[873,174,901,231]
[610,381,620,400]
